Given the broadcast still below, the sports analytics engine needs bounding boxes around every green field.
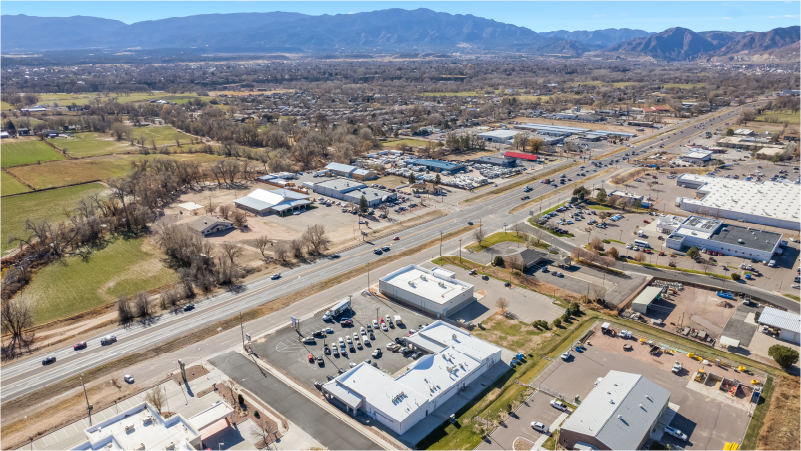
[19,236,178,324]
[755,110,800,124]
[1,101,13,110]
[1,171,31,196]
[48,132,132,157]
[132,126,193,146]
[1,183,107,253]
[35,92,213,107]
[6,153,226,190]
[0,140,66,167]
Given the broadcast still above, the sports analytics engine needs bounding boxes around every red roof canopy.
[504,151,538,161]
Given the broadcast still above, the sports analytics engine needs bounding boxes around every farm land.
[48,132,133,158]
[1,140,66,167]
[1,171,31,196]
[34,92,213,107]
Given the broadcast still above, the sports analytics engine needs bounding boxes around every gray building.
[559,371,671,450]
[469,156,517,167]
[187,216,234,236]
[313,178,396,207]
[234,188,312,216]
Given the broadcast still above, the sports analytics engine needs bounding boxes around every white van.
[637,230,645,237]
[633,239,650,248]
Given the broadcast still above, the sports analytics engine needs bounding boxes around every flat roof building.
[665,215,783,261]
[675,174,800,230]
[322,321,501,435]
[477,129,519,143]
[631,286,663,314]
[234,188,311,216]
[559,371,671,450]
[406,159,466,174]
[469,156,517,167]
[757,307,801,344]
[503,151,538,161]
[187,216,234,236]
[379,265,474,317]
[325,162,378,180]
[681,150,713,166]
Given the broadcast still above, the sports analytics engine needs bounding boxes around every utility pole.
[367,261,370,292]
[439,231,443,263]
[239,312,245,349]
[80,376,92,425]
[376,307,379,323]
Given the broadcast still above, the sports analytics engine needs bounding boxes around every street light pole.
[80,376,92,425]
[239,312,245,349]
[459,239,463,263]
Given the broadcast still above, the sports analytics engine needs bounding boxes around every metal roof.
[758,307,801,333]
[632,287,662,309]
[561,371,671,451]
[504,151,538,161]
[325,162,357,173]
[187,216,232,232]
[407,159,465,170]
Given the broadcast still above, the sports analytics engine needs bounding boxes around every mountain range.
[1,9,798,62]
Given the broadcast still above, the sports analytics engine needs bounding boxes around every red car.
[308,354,314,363]
[643,220,650,224]
[74,341,87,350]
[393,236,400,240]
[659,251,665,256]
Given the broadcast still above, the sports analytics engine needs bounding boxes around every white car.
[124,374,135,384]
[349,362,357,368]
[619,329,628,338]
[531,421,550,434]
[561,351,571,360]
[372,320,379,328]
[550,399,568,411]
[626,244,633,249]
[664,426,688,441]
[382,323,388,332]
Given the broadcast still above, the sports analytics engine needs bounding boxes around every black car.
[42,356,56,365]
[481,275,489,281]
[326,375,335,381]
[317,356,324,366]
[183,303,195,311]
[313,330,325,337]
[338,368,346,374]
[314,381,323,390]
[504,282,512,287]
[340,319,353,326]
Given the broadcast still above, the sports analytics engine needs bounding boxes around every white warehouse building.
[665,216,783,262]
[379,265,474,317]
[321,321,502,435]
[675,174,800,230]
[477,129,519,143]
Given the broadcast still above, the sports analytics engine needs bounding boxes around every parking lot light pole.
[459,239,463,263]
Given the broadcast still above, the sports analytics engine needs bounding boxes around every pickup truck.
[671,361,683,374]
[664,425,688,441]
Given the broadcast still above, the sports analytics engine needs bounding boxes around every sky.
[2,1,799,32]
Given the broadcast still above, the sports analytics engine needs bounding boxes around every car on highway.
[271,273,281,280]
[74,341,87,350]
[393,236,400,240]
[183,303,195,311]
[124,374,135,384]
[42,356,56,365]
[467,221,474,225]
[100,335,117,346]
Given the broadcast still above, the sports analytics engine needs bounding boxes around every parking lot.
[531,324,753,450]
[476,391,566,451]
[249,290,439,390]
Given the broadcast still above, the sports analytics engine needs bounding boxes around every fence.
[537,385,567,401]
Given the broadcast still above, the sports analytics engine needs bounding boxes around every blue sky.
[3,1,799,32]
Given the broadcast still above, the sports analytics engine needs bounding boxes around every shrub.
[569,302,581,315]
[687,246,700,259]
[493,255,505,266]
[238,393,245,405]
[768,344,799,368]
[731,272,741,281]
[607,247,620,259]
[553,318,562,328]
[254,410,260,418]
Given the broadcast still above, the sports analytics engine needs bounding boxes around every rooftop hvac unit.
[421,275,427,281]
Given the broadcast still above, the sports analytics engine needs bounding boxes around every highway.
[1,103,774,404]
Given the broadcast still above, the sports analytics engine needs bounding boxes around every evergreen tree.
[359,195,369,213]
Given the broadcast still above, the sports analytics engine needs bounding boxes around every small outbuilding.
[631,286,662,314]
[757,307,801,344]
[187,216,234,236]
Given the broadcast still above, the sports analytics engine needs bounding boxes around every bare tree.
[220,241,244,263]
[473,227,486,246]
[218,204,233,220]
[591,236,605,251]
[145,387,166,415]
[205,198,217,215]
[495,297,509,313]
[511,223,523,236]
[255,235,271,257]
[290,239,305,259]
[250,418,275,447]
[634,251,647,263]
[274,242,290,262]
[668,256,677,267]
[1,298,35,358]
[231,210,248,228]
[303,224,330,255]
[117,294,133,322]
[133,291,151,317]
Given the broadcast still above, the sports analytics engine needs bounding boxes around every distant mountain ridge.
[1,10,798,62]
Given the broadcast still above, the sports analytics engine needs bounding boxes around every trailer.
[322,298,351,321]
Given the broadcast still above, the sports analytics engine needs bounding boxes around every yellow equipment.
[688,352,694,358]
[738,365,746,372]
[751,379,759,385]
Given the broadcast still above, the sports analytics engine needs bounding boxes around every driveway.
[209,352,381,450]
[721,302,763,347]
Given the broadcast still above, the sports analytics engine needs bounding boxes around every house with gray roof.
[559,371,671,450]
[188,216,234,236]
[234,188,311,216]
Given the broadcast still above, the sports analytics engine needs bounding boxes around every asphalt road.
[209,352,382,450]
[2,103,775,404]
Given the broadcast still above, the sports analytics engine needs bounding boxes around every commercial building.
[312,178,396,207]
[70,400,234,451]
[503,151,538,162]
[477,129,519,143]
[559,371,672,450]
[655,215,684,234]
[665,216,783,261]
[757,307,801,344]
[379,265,474,317]
[187,216,235,236]
[608,190,648,207]
[516,248,549,270]
[322,321,501,435]
[406,159,466,174]
[324,162,378,180]
[716,136,784,152]
[631,286,663,314]
[675,174,800,230]
[681,150,713,166]
[234,188,312,216]
[469,156,517,167]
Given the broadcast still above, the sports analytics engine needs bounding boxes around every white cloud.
[721,16,733,19]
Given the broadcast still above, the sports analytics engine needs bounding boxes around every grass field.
[132,126,193,146]
[19,235,178,324]
[0,140,66,167]
[755,110,800,124]
[35,92,212,107]
[466,231,527,252]
[1,171,31,196]
[48,132,132,157]
[380,138,432,149]
[1,183,107,253]
[6,153,225,190]
[1,101,13,110]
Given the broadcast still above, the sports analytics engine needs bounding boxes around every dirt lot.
[642,285,738,340]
